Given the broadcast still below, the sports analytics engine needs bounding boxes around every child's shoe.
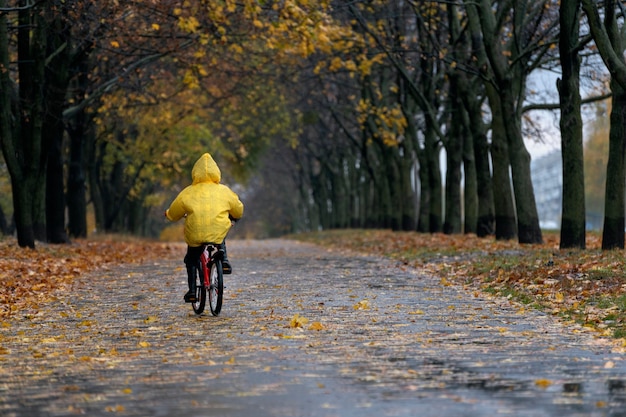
[222,260,232,274]
[184,291,197,303]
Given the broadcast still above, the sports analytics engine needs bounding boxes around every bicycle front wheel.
[208,260,223,316]
[192,264,206,315]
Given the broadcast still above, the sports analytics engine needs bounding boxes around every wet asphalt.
[1,239,626,417]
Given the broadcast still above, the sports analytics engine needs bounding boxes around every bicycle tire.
[192,263,206,315]
[208,259,223,316]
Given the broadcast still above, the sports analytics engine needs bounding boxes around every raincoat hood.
[166,152,243,246]
[192,153,221,185]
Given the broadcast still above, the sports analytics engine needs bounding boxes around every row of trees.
[1,1,625,251]
[248,0,626,250]
[0,0,339,247]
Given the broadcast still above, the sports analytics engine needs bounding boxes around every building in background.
[531,151,562,230]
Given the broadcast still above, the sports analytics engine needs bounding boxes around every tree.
[465,0,559,244]
[1,1,186,245]
[462,2,517,240]
[457,4,495,237]
[558,0,585,249]
[343,1,448,232]
[0,0,48,248]
[582,0,626,249]
[43,3,72,243]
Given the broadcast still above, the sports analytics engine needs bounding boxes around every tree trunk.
[581,0,626,249]
[0,2,14,233]
[45,124,69,243]
[485,85,517,240]
[462,0,496,237]
[378,143,401,230]
[425,124,443,233]
[0,2,48,248]
[88,137,106,233]
[417,155,430,233]
[348,154,361,228]
[460,85,491,236]
[399,150,417,231]
[446,0,475,235]
[66,60,91,238]
[379,160,393,229]
[473,123,495,237]
[558,0,586,249]
[469,0,542,244]
[67,119,88,238]
[332,155,348,228]
[502,85,543,244]
[461,105,478,235]
[401,93,425,232]
[503,109,543,243]
[601,86,626,249]
[44,6,72,244]
[443,94,463,235]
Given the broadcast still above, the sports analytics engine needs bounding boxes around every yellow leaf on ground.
[309,321,325,331]
[535,379,552,388]
[290,314,309,328]
[105,405,125,412]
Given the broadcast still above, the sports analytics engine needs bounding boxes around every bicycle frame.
[193,243,225,316]
[200,244,224,286]
[200,246,211,288]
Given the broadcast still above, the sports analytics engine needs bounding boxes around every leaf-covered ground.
[3,230,626,345]
[3,238,623,416]
[0,237,181,319]
[292,229,626,345]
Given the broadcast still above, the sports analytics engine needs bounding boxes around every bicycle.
[190,243,224,316]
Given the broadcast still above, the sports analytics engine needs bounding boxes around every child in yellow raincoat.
[165,153,244,302]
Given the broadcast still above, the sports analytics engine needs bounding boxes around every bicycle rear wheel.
[208,260,223,316]
[192,264,206,315]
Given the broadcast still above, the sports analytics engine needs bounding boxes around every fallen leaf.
[535,379,552,388]
[290,313,309,328]
[309,321,325,331]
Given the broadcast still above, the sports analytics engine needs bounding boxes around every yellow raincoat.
[165,153,244,246]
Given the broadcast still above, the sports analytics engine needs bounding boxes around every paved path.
[1,239,625,417]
